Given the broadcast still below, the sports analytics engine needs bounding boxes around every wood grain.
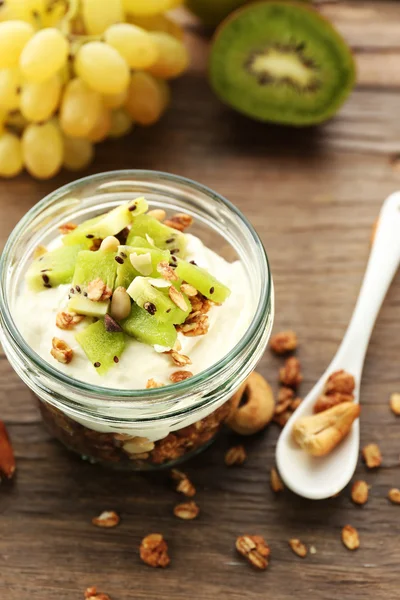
[1,2,400,599]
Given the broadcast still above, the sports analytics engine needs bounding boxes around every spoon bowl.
[276,192,400,500]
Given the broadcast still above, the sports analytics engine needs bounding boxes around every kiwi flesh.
[127,214,187,257]
[121,302,178,348]
[127,277,191,324]
[72,249,117,291]
[175,258,231,303]
[115,245,171,289]
[75,319,125,376]
[209,1,356,126]
[26,245,83,291]
[185,0,247,28]
[68,295,110,318]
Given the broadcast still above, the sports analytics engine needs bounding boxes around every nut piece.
[157,260,179,281]
[164,213,193,231]
[351,480,369,505]
[87,278,112,302]
[289,539,307,558]
[123,436,155,455]
[84,586,111,600]
[309,545,317,555]
[147,208,166,221]
[56,311,84,330]
[324,370,355,395]
[0,421,15,480]
[388,488,400,504]
[169,350,192,367]
[270,330,297,354]
[341,525,360,550]
[389,393,400,416]
[226,372,275,436]
[170,370,193,383]
[314,393,354,414]
[225,445,247,466]
[168,285,188,311]
[292,402,361,457]
[110,286,131,321]
[279,357,303,388]
[362,443,382,469]
[33,244,47,259]
[173,501,200,520]
[92,510,120,528]
[99,236,119,252]
[59,222,77,234]
[130,252,152,276]
[180,283,197,297]
[273,387,301,427]
[146,378,163,389]
[51,337,73,364]
[236,535,270,571]
[140,533,170,568]
[176,477,196,498]
[270,468,284,493]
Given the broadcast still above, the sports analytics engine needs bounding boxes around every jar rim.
[0,169,271,401]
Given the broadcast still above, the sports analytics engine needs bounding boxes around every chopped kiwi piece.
[125,235,154,249]
[75,319,125,376]
[62,198,148,247]
[68,295,109,317]
[209,1,356,126]
[127,214,187,257]
[126,276,190,324]
[73,250,117,290]
[26,245,82,291]
[121,302,178,348]
[175,258,231,302]
[115,245,171,288]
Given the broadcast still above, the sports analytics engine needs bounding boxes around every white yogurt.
[13,234,253,391]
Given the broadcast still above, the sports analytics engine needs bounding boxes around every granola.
[92,510,120,528]
[351,480,369,505]
[279,357,303,388]
[163,213,193,231]
[270,330,297,354]
[84,587,111,600]
[140,533,170,568]
[362,443,382,468]
[224,445,247,466]
[270,468,284,493]
[59,222,77,234]
[236,535,270,571]
[50,337,73,364]
[341,525,360,550]
[0,421,15,480]
[389,393,400,416]
[173,501,200,520]
[170,370,193,383]
[56,311,84,330]
[289,539,307,558]
[388,488,400,504]
[87,278,112,302]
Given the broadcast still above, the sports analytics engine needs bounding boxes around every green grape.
[41,1,67,27]
[87,104,111,143]
[20,75,61,122]
[22,120,63,179]
[103,89,128,110]
[128,14,184,40]
[82,0,123,35]
[75,41,130,95]
[109,108,133,138]
[0,131,23,177]
[19,28,68,83]
[7,0,46,20]
[5,110,27,132]
[148,32,189,79]
[0,21,34,69]
[122,0,180,16]
[0,68,22,111]
[63,136,94,171]
[60,78,102,138]
[104,23,159,70]
[125,72,168,125]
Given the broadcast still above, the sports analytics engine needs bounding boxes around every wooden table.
[1,2,400,599]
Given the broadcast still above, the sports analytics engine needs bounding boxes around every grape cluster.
[0,0,188,179]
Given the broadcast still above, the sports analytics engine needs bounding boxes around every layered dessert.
[13,197,254,467]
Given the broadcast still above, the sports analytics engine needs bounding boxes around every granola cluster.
[236,535,270,570]
[139,534,170,568]
[176,292,212,337]
[314,369,355,413]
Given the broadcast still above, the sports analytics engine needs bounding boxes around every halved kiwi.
[209,1,356,126]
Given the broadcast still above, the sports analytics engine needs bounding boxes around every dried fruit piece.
[292,402,360,457]
[170,370,193,383]
[388,488,400,505]
[0,421,15,480]
[50,337,73,364]
[270,330,297,354]
[351,480,369,505]
[226,372,275,435]
[341,525,360,550]
[224,445,247,466]
[289,539,307,558]
[270,468,284,493]
[92,510,120,528]
[389,393,400,416]
[362,443,382,469]
[236,535,270,570]
[140,533,170,568]
[279,357,303,388]
[173,501,200,520]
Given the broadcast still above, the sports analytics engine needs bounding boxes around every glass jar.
[0,170,274,470]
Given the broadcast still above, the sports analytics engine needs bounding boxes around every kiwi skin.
[209,1,356,126]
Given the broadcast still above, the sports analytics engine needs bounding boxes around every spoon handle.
[331,192,400,373]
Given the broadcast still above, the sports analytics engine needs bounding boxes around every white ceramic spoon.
[276,192,400,500]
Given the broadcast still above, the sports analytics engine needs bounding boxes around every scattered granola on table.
[140,533,170,568]
[341,525,360,550]
[92,510,120,528]
[279,357,303,388]
[389,393,400,416]
[388,488,400,504]
[171,469,196,497]
[173,501,200,520]
[84,587,112,600]
[351,480,369,505]
[270,330,298,355]
[0,420,15,480]
[289,539,308,558]
[273,387,302,428]
[224,445,247,466]
[362,443,382,468]
[270,467,284,493]
[236,535,270,571]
